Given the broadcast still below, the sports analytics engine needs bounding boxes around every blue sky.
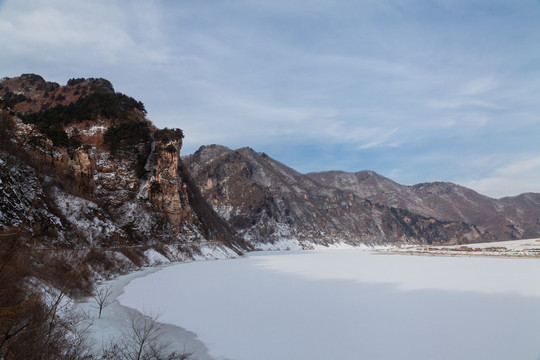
[1,0,539,198]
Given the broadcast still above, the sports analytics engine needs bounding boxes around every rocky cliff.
[0,75,241,279]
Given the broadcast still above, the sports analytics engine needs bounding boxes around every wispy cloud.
[0,0,171,67]
[177,81,401,152]
[428,98,503,110]
[463,156,540,198]
[1,0,540,196]
[459,76,499,96]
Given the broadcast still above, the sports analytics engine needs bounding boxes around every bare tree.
[101,311,193,360]
[92,285,113,319]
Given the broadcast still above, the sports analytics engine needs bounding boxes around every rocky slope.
[0,75,242,279]
[307,170,540,240]
[183,145,492,247]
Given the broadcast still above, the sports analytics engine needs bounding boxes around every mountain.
[307,170,540,240]
[0,74,243,277]
[183,145,493,247]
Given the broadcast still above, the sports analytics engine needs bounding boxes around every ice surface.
[119,249,540,360]
[77,266,215,360]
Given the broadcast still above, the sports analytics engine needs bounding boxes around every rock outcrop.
[0,75,242,269]
[148,139,198,232]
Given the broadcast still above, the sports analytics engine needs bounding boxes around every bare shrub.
[0,250,94,359]
[85,248,114,269]
[101,311,193,360]
[92,284,113,319]
[118,248,145,268]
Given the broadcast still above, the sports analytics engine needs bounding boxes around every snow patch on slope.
[53,188,119,245]
[144,249,169,265]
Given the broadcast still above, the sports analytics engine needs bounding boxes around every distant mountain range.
[308,170,540,241]
[184,145,540,246]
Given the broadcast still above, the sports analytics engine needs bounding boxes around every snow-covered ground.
[387,237,540,257]
[76,265,216,360]
[75,244,240,359]
[117,248,540,360]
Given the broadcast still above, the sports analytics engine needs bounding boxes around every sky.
[1,0,539,198]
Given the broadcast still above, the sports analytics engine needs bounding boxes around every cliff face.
[147,138,199,233]
[9,118,98,196]
[183,145,491,248]
[0,75,241,277]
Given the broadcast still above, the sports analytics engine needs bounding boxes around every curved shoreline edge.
[77,263,218,360]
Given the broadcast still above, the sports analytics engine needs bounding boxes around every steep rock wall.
[148,140,198,232]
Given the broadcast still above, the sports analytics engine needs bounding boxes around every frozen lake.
[119,249,540,360]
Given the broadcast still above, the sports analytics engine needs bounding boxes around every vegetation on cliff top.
[18,89,147,148]
[21,91,146,124]
[153,128,184,143]
[103,119,151,152]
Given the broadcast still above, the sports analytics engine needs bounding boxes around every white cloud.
[0,0,170,65]
[463,156,540,198]
[1,0,539,190]
[358,128,400,149]
[428,98,502,110]
[460,76,499,96]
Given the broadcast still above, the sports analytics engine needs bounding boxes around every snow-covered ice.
[77,265,215,360]
[118,249,540,360]
[389,237,540,257]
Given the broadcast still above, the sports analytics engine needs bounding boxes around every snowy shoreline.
[381,238,540,258]
[117,246,540,360]
[78,261,230,359]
